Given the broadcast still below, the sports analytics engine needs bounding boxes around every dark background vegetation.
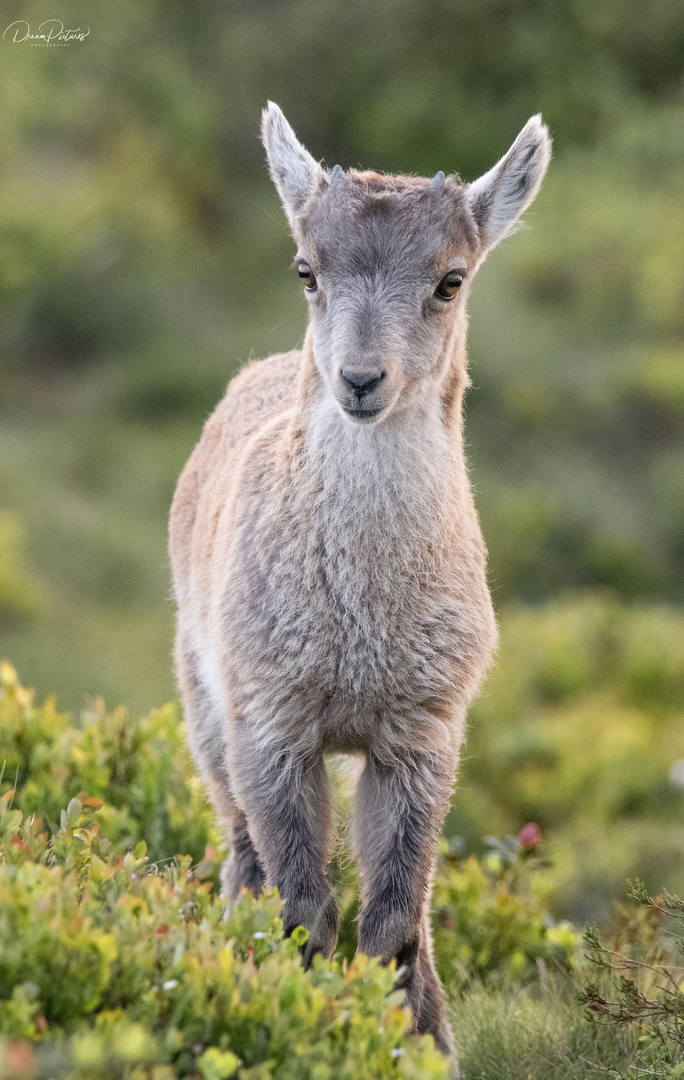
[0,0,683,925]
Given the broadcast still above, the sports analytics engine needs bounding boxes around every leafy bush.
[0,798,449,1079]
[433,831,578,988]
[0,664,583,1078]
[0,662,216,865]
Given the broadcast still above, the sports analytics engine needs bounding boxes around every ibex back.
[170,103,551,1058]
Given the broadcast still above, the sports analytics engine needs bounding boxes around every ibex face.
[262,102,551,427]
[294,173,479,425]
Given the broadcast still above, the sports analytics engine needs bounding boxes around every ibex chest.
[220,422,493,749]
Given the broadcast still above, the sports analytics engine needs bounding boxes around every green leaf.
[197,1047,239,1080]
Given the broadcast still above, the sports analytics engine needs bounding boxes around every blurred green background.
[0,0,683,923]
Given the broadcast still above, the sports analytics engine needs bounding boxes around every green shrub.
[579,881,682,1075]
[579,881,684,1080]
[0,665,587,1077]
[0,662,216,865]
[433,833,578,988]
[0,795,449,1079]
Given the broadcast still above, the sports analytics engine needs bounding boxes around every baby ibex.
[170,103,551,1057]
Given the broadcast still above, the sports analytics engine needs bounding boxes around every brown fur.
[170,104,551,1061]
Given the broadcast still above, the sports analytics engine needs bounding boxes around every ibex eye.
[297,262,317,292]
[435,271,464,299]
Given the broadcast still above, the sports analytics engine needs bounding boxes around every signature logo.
[3,20,90,44]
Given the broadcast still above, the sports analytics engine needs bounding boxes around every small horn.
[331,164,344,186]
[431,170,445,191]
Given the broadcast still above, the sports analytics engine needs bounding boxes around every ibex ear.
[261,102,325,225]
[467,115,552,252]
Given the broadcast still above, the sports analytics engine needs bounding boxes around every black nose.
[340,369,386,397]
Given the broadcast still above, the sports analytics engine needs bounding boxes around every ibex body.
[170,104,551,1056]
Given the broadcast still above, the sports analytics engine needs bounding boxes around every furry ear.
[468,115,552,252]
[261,102,325,224]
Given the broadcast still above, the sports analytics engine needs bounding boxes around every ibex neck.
[288,337,469,527]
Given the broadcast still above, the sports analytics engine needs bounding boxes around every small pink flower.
[518,822,541,849]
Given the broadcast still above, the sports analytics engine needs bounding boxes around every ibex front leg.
[355,746,457,1056]
[231,731,338,961]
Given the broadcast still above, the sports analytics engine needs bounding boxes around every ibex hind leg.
[416,910,457,1060]
[174,630,264,904]
[223,815,265,901]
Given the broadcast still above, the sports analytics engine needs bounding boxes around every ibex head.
[262,102,551,426]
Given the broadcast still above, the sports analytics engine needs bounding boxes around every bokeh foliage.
[0,0,683,928]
